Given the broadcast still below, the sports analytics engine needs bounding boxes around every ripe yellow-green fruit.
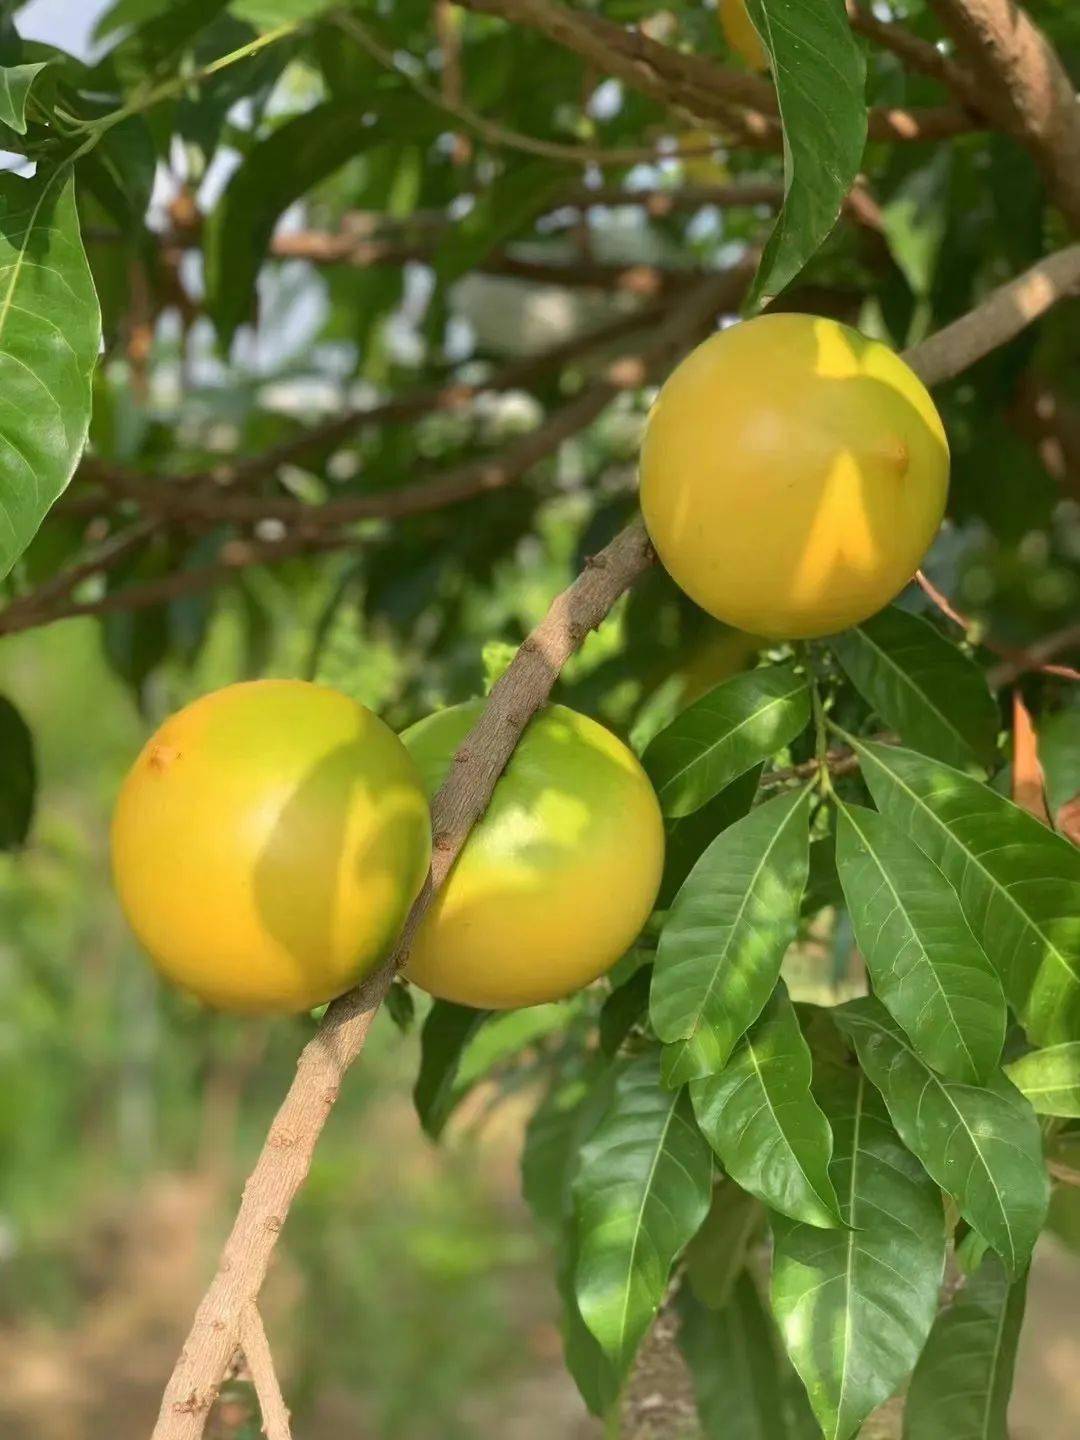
[111,680,431,1014]
[719,0,768,72]
[401,702,664,1010]
[639,313,949,639]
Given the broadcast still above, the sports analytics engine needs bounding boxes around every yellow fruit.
[401,702,664,1009]
[719,0,768,72]
[639,313,949,639]
[111,680,431,1013]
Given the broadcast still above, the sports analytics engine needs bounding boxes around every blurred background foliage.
[0,0,1079,1435]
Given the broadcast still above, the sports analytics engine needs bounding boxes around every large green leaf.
[743,0,867,306]
[643,662,810,818]
[0,171,100,581]
[1005,1042,1080,1117]
[657,766,762,909]
[678,1276,806,1440]
[835,802,1006,1083]
[0,695,35,849]
[574,1049,713,1377]
[771,1066,945,1440]
[831,606,999,770]
[205,94,438,343]
[902,1257,1029,1440]
[652,787,811,1086]
[855,739,1080,1046]
[691,986,842,1228]
[835,998,1048,1275]
[0,63,47,135]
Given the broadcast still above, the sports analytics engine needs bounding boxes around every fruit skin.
[111,680,431,1014]
[401,702,664,1010]
[639,313,949,639]
[719,0,768,72]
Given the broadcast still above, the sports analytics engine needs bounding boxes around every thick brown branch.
[460,0,978,146]
[928,0,1080,228]
[149,516,656,1440]
[846,1,981,109]
[901,244,1080,386]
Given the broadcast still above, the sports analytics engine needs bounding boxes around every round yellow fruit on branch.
[111,680,431,1013]
[719,0,769,72]
[639,313,949,639]
[402,702,664,1010]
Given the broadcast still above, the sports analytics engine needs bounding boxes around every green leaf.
[1005,1042,1080,1117]
[416,999,571,1140]
[831,606,999,770]
[522,1055,622,1417]
[835,802,1006,1083]
[683,1178,764,1311]
[657,765,762,909]
[574,1049,713,1377]
[643,662,810,818]
[743,0,867,307]
[771,1066,945,1440]
[880,150,952,298]
[902,1257,1029,1440]
[0,63,47,135]
[678,1276,796,1439]
[652,787,812,1086]
[855,739,1080,1046]
[0,171,101,581]
[413,1000,491,1139]
[0,695,35,849]
[205,95,438,343]
[691,985,842,1228]
[835,997,1049,1275]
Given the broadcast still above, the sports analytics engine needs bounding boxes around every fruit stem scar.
[148,744,181,772]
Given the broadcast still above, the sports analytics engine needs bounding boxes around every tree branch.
[900,243,1080,387]
[0,533,352,638]
[928,0,1080,229]
[846,2,981,110]
[88,270,752,529]
[239,1306,292,1440]
[77,296,673,504]
[149,517,656,1440]
[459,0,978,146]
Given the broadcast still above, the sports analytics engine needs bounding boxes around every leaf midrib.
[852,624,974,762]
[613,1087,681,1363]
[663,789,806,1054]
[655,675,804,801]
[841,804,980,1078]
[860,745,1080,994]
